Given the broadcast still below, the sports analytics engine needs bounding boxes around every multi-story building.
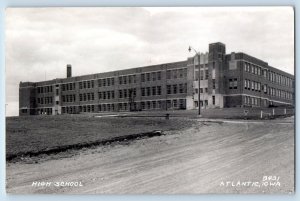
[19,42,294,116]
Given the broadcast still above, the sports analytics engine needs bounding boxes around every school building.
[19,42,294,115]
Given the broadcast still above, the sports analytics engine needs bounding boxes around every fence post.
[260,110,263,119]
[165,113,170,120]
[272,108,275,116]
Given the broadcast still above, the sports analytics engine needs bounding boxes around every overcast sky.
[5,7,294,116]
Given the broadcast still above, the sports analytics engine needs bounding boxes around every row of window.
[244,62,293,87]
[98,90,115,100]
[229,79,238,89]
[194,96,216,106]
[195,69,209,80]
[141,71,162,82]
[244,96,266,106]
[119,75,137,85]
[62,94,76,103]
[194,100,209,108]
[141,86,162,97]
[62,83,76,91]
[36,108,53,115]
[244,62,265,76]
[37,97,53,104]
[79,93,95,102]
[244,80,262,92]
[166,84,187,95]
[244,79,293,100]
[62,106,77,114]
[37,86,53,94]
[194,88,208,94]
[118,88,137,99]
[98,77,115,87]
[79,80,94,89]
[61,99,187,114]
[268,71,293,87]
[166,68,187,80]
[268,87,293,100]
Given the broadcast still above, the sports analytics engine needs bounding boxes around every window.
[157,86,162,95]
[146,87,151,96]
[173,70,177,79]
[205,70,209,79]
[141,88,145,96]
[157,72,161,80]
[200,70,203,80]
[157,101,162,109]
[244,80,247,89]
[179,69,183,78]
[247,80,250,90]
[179,84,184,93]
[173,84,177,94]
[173,99,178,108]
[152,72,156,81]
[167,100,171,109]
[119,76,122,85]
[183,68,187,78]
[141,102,145,110]
[146,73,150,81]
[167,85,171,94]
[229,79,233,89]
[152,101,156,109]
[212,96,215,105]
[111,91,115,99]
[133,75,136,83]
[124,89,127,98]
[166,70,171,79]
[152,87,156,95]
[119,90,123,98]
[251,81,254,91]
[91,80,94,88]
[212,79,216,89]
[205,88,208,93]
[233,79,237,89]
[141,74,145,82]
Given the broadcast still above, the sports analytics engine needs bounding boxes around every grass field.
[6,115,195,159]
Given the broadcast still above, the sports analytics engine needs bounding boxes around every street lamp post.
[189,46,201,116]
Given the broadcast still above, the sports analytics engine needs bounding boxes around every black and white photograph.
[5,7,295,194]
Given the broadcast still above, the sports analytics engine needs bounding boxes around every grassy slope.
[6,115,195,157]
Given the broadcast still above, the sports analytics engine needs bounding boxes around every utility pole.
[189,46,201,116]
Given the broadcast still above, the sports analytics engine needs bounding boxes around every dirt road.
[6,118,294,194]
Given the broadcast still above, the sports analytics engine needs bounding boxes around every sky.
[5,7,294,116]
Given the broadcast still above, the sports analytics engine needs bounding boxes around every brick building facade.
[19,42,294,116]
